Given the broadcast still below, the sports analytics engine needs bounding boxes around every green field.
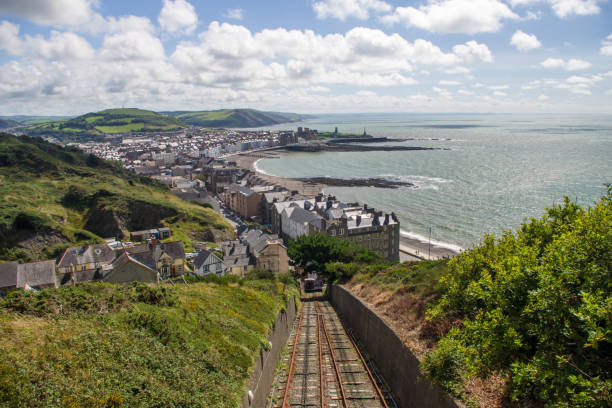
[0,134,232,262]
[24,108,185,142]
[165,108,302,128]
[0,278,299,407]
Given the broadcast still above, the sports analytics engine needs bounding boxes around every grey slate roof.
[243,229,279,256]
[193,249,221,270]
[129,251,156,270]
[17,260,56,288]
[110,252,157,275]
[0,262,18,288]
[158,241,185,260]
[58,244,116,269]
[287,206,323,228]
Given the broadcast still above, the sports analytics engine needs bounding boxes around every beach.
[230,150,462,262]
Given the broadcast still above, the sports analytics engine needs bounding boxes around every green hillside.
[24,108,185,142]
[164,108,302,128]
[0,133,232,262]
[0,118,19,129]
[0,277,299,407]
[1,115,73,126]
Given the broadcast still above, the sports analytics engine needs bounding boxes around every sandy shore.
[399,236,460,261]
[231,151,326,196]
[230,150,461,261]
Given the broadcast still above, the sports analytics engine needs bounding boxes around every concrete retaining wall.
[241,295,297,408]
[329,285,459,408]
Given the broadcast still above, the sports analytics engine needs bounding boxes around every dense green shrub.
[244,268,275,281]
[423,190,612,407]
[288,232,383,278]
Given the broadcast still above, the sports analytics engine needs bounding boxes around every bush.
[244,268,275,281]
[423,191,612,407]
[130,282,177,307]
[288,232,382,278]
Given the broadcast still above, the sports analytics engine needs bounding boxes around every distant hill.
[1,115,74,125]
[24,108,185,142]
[0,133,232,262]
[163,108,302,128]
[0,118,20,129]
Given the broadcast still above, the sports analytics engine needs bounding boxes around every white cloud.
[452,41,493,63]
[0,20,22,55]
[439,80,462,85]
[555,74,603,95]
[444,66,471,75]
[356,90,377,96]
[541,57,591,71]
[158,0,198,35]
[522,80,541,89]
[538,94,549,100]
[380,0,518,34]
[506,0,603,18]
[0,0,97,27]
[541,57,565,68]
[457,89,474,95]
[494,91,507,96]
[489,85,510,90]
[433,87,452,98]
[549,0,602,18]
[224,8,245,20]
[100,30,165,61]
[0,21,94,60]
[510,30,541,51]
[601,33,612,56]
[313,0,391,20]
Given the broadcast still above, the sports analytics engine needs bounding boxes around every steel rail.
[326,304,389,408]
[317,302,349,408]
[317,308,326,408]
[281,304,304,408]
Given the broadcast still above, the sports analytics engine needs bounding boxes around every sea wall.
[329,285,459,408]
[241,295,297,408]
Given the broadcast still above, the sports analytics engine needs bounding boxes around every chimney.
[384,214,390,225]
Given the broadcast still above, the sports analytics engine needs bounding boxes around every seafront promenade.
[230,151,461,262]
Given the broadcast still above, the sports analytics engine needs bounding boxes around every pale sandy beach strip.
[231,150,462,262]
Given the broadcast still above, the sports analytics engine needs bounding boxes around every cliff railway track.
[270,298,394,408]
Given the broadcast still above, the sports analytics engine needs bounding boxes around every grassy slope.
[0,279,299,407]
[24,108,184,142]
[0,134,232,261]
[166,109,301,128]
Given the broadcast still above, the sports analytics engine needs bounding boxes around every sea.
[251,113,612,251]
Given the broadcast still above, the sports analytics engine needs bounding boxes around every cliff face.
[0,133,233,262]
[84,198,178,239]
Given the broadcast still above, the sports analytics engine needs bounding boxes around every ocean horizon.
[250,113,612,250]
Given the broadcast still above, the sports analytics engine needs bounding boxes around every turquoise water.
[254,114,612,250]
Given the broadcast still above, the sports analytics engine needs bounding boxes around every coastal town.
[0,125,417,294]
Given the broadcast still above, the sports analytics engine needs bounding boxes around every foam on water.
[253,158,273,176]
[400,229,465,253]
[380,174,453,190]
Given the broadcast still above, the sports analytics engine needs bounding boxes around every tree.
[287,232,382,276]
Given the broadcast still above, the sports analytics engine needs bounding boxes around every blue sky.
[0,0,610,115]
